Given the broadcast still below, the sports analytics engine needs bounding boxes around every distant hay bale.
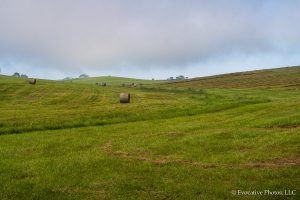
[120,93,130,103]
[29,79,36,85]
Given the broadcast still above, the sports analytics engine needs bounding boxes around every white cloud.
[0,0,299,78]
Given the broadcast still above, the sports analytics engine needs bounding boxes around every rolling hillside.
[162,66,300,89]
[0,67,299,199]
[67,76,165,86]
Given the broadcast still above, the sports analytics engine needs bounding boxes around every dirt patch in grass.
[276,124,300,129]
[262,124,300,129]
[102,140,113,152]
[102,141,300,169]
[52,187,106,197]
[237,146,254,152]
[276,156,300,165]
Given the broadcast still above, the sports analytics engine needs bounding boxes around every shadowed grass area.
[0,67,299,199]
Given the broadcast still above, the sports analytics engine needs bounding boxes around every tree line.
[12,72,28,78]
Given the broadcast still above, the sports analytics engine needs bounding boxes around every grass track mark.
[102,141,300,169]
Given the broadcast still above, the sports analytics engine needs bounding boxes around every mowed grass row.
[0,94,299,199]
[0,76,271,135]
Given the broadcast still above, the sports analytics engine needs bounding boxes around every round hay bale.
[120,93,130,103]
[29,79,36,85]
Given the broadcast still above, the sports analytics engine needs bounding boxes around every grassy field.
[65,76,165,86]
[0,67,299,199]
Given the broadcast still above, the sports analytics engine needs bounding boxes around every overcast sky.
[0,0,299,79]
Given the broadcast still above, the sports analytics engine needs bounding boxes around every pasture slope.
[66,76,165,86]
[162,66,300,89]
[0,66,299,200]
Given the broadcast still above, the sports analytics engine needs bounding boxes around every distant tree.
[176,75,185,80]
[13,72,20,77]
[152,78,155,81]
[170,77,174,80]
[79,74,89,78]
[63,77,73,80]
[20,74,28,78]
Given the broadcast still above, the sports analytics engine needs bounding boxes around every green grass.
[66,76,165,86]
[0,67,299,199]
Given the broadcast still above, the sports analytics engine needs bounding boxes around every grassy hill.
[67,76,165,86]
[0,67,299,199]
[162,66,300,89]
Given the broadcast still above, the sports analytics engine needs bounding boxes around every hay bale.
[29,79,36,85]
[120,93,130,103]
[101,82,107,86]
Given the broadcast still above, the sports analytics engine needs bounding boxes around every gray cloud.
[0,0,299,77]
